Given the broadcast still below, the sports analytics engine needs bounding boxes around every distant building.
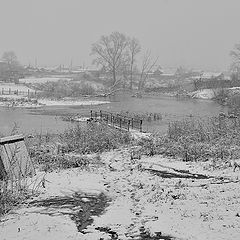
[192,72,224,81]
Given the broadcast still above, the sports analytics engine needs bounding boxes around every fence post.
[128,120,130,131]
[16,89,18,95]
[90,110,93,118]
[131,118,134,129]
[95,111,97,120]
[119,118,122,129]
[100,110,102,120]
[140,120,143,132]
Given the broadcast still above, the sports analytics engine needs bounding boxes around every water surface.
[0,94,226,135]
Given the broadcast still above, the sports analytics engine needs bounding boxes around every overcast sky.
[0,0,240,71]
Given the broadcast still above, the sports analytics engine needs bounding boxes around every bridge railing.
[90,110,143,132]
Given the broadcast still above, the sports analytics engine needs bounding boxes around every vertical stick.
[140,120,143,132]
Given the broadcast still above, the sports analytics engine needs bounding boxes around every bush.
[62,123,131,154]
[139,117,240,163]
[36,80,96,99]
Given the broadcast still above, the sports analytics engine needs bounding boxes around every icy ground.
[1,148,240,240]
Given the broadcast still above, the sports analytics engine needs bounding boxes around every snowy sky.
[0,0,240,71]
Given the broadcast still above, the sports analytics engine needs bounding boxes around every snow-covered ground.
[1,148,240,240]
[37,99,110,106]
[19,77,72,84]
[190,89,215,100]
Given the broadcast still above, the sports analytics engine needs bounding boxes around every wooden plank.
[0,134,24,144]
[0,135,35,179]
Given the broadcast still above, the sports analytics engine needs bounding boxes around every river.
[0,93,226,135]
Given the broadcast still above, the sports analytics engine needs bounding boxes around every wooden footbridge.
[90,110,143,132]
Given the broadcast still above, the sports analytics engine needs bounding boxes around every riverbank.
[0,95,110,108]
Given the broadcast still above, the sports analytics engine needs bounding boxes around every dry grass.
[139,116,240,164]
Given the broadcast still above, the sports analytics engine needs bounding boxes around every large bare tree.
[91,32,129,88]
[230,43,240,79]
[128,38,141,90]
[138,50,158,91]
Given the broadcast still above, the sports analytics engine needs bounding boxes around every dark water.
[0,94,226,135]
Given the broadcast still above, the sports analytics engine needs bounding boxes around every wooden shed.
[0,134,35,180]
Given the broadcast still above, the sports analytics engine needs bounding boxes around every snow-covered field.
[38,99,110,106]
[19,77,72,84]
[0,83,36,93]
[1,148,240,240]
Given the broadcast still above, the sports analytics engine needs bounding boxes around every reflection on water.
[0,94,226,135]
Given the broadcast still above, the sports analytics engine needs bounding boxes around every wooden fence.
[90,110,143,132]
[0,88,37,97]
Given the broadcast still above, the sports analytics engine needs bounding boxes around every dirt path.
[1,148,240,239]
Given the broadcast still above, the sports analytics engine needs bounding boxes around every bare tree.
[91,32,129,88]
[230,43,240,79]
[2,51,19,67]
[138,51,158,91]
[128,38,141,90]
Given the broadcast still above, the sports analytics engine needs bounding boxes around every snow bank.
[38,99,110,106]
[191,89,215,100]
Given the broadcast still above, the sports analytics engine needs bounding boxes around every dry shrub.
[139,117,240,163]
[62,122,131,154]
